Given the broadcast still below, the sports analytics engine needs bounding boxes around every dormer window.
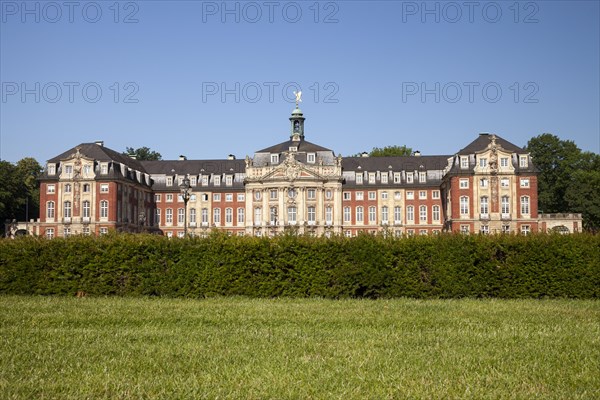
[225,175,233,186]
[520,155,528,168]
[479,158,488,168]
[201,175,209,186]
[419,172,426,183]
[214,175,221,186]
[307,153,316,163]
[406,173,414,184]
[368,173,376,184]
[289,146,297,152]
[166,177,173,187]
[271,154,279,164]
[501,157,509,167]
[460,157,469,169]
[48,164,56,175]
[356,174,363,184]
[65,165,73,176]
[190,176,197,186]
[100,163,108,175]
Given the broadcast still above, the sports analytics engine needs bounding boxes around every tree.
[124,146,162,161]
[352,145,413,157]
[526,133,600,231]
[0,157,42,234]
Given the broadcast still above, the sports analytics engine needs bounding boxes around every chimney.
[95,140,104,147]
[179,155,187,161]
[228,154,236,160]
[414,150,421,156]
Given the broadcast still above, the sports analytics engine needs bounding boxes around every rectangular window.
[166,194,173,202]
[166,209,173,224]
[480,178,488,188]
[501,196,510,215]
[47,184,55,194]
[407,206,414,222]
[381,191,388,199]
[382,206,389,222]
[432,206,440,221]
[419,191,427,199]
[64,201,72,218]
[46,228,54,239]
[307,153,316,163]
[100,163,108,175]
[100,201,108,219]
[237,208,245,224]
[406,191,414,200]
[325,206,332,224]
[356,174,363,184]
[214,176,221,186]
[479,158,488,168]
[393,173,401,183]
[501,157,509,167]
[100,184,109,193]
[520,156,528,168]
[520,178,530,188]
[343,192,351,201]
[460,157,469,169]
[155,194,161,202]
[356,192,364,201]
[419,206,427,222]
[202,208,209,224]
[190,176,197,186]
[480,196,489,215]
[270,189,278,200]
[381,174,388,184]
[368,191,376,200]
[460,196,469,215]
[225,193,233,202]
[82,201,90,218]
[166,177,173,187]
[406,173,413,183]
[368,173,376,184]
[521,196,530,215]
[394,206,402,223]
[288,206,297,223]
[368,206,376,224]
[394,191,401,200]
[460,179,469,189]
[100,227,108,235]
[356,206,364,223]
[307,206,316,224]
[64,184,72,193]
[48,164,56,175]
[178,208,185,225]
[419,172,426,183]
[213,208,221,224]
[480,225,489,235]
[344,206,351,222]
[225,175,233,186]
[155,209,161,225]
[521,225,530,235]
[271,154,279,164]
[237,193,245,202]
[213,193,221,202]
[432,190,440,199]
[254,208,262,226]
[65,165,73,176]
[225,208,233,224]
[501,178,510,188]
[307,189,316,200]
[202,176,209,186]
[47,201,55,219]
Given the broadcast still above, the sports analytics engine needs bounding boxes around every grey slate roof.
[141,159,246,175]
[48,142,148,172]
[256,139,332,153]
[341,155,451,172]
[457,133,524,155]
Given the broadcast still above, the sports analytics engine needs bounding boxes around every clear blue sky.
[1,0,599,163]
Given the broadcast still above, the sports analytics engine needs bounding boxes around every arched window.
[520,196,530,215]
[47,201,55,219]
[100,200,108,219]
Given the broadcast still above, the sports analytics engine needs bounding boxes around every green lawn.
[0,297,598,399]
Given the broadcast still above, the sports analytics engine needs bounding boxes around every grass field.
[0,297,598,399]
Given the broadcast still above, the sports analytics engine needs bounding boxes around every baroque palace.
[29,106,582,238]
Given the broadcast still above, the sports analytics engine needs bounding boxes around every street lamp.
[179,176,191,237]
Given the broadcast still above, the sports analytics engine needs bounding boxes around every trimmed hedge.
[0,233,598,298]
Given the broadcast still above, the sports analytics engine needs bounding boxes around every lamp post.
[179,176,191,237]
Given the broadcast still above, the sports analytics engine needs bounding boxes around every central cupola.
[289,91,305,141]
